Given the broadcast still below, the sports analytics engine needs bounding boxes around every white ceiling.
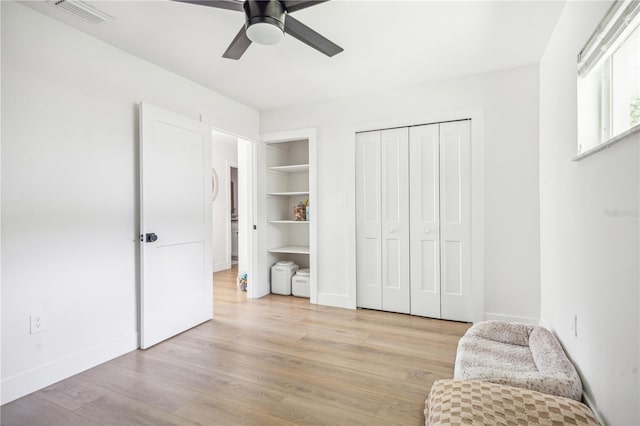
[22,0,566,111]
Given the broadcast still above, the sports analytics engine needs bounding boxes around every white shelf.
[268,245,310,255]
[268,164,309,174]
[267,191,309,196]
[262,133,314,299]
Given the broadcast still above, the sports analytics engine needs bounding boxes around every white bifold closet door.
[356,131,382,309]
[356,120,471,321]
[409,121,471,321]
[409,124,441,318]
[355,128,410,314]
[438,121,471,321]
[381,128,410,313]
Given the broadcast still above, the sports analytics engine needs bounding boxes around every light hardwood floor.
[1,267,470,426]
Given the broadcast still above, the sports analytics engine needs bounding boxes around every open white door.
[139,102,213,349]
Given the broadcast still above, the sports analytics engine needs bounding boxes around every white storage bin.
[292,268,310,298]
[271,260,298,295]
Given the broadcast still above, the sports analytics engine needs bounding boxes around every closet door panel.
[439,121,472,322]
[381,128,410,314]
[409,124,441,318]
[356,131,382,309]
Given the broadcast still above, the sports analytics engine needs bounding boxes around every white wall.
[1,1,258,404]
[260,64,541,323]
[211,132,238,272]
[539,2,639,424]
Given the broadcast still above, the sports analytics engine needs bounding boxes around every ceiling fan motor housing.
[176,0,343,58]
[243,0,285,33]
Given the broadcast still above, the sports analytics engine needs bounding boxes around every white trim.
[212,264,230,273]
[483,312,540,325]
[582,391,606,426]
[1,332,138,405]
[212,158,233,273]
[199,114,258,144]
[317,292,351,309]
[308,129,317,304]
[251,139,258,296]
[350,109,485,322]
[241,138,261,299]
[227,160,238,266]
[575,123,640,161]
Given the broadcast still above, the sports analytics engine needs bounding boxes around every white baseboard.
[483,312,540,325]
[1,332,138,405]
[317,292,352,309]
[213,262,231,273]
[582,391,605,425]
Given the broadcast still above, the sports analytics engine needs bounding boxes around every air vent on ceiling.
[49,0,115,24]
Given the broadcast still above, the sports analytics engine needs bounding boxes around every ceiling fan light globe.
[246,22,284,45]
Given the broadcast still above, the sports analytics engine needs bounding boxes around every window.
[577,0,640,157]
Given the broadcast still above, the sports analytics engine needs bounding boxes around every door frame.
[201,115,259,300]
[351,109,485,323]
[226,160,238,267]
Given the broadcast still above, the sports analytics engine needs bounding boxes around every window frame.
[575,0,640,160]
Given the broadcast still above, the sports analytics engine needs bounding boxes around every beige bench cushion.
[425,380,598,426]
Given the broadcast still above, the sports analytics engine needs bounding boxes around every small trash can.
[292,268,310,298]
[271,260,298,295]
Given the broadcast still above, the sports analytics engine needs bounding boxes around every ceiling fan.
[173,0,343,60]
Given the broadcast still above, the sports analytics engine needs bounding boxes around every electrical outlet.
[30,314,43,334]
[570,314,578,338]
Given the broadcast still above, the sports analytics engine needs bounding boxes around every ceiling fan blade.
[284,15,343,57]
[281,0,328,13]
[222,25,253,60]
[172,0,243,12]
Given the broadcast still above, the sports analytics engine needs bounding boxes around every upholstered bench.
[454,321,582,400]
[425,379,598,426]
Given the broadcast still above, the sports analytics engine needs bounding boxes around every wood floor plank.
[74,362,201,413]
[267,394,378,426]
[38,376,104,411]
[0,266,470,425]
[71,392,197,426]
[173,394,298,426]
[0,393,100,426]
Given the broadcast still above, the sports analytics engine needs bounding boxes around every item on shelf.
[305,201,310,222]
[237,272,248,291]
[292,268,310,298]
[271,260,298,295]
[294,202,306,221]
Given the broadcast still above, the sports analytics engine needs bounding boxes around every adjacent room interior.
[1,0,638,425]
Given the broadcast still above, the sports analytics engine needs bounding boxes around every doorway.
[211,129,256,298]
[230,165,239,266]
[212,131,237,272]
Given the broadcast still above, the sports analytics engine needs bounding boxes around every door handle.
[389,228,397,233]
[145,233,158,243]
[424,229,431,234]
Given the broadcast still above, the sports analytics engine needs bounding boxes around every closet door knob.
[389,228,397,233]
[424,229,431,234]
